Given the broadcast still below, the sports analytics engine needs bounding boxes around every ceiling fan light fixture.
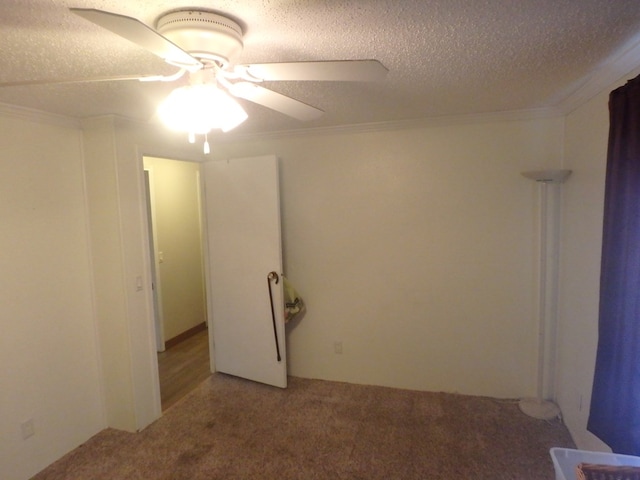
[157,83,248,135]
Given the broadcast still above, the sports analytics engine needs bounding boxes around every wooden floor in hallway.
[157,328,211,411]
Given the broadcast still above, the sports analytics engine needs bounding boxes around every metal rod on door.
[267,271,282,362]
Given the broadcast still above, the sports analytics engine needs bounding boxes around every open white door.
[203,155,286,388]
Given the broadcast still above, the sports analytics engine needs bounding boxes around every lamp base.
[518,398,560,420]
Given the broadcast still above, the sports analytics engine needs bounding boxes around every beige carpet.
[32,373,575,479]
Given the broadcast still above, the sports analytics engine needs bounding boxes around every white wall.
[82,116,139,430]
[0,110,105,480]
[0,92,610,480]
[556,67,640,451]
[208,116,564,397]
[80,117,205,434]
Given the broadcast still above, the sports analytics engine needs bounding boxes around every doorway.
[157,328,210,410]
[143,156,211,410]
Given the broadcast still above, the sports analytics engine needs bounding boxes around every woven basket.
[576,462,640,480]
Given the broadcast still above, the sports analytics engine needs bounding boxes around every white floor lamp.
[519,169,572,420]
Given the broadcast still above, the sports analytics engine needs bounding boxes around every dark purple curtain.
[588,74,640,455]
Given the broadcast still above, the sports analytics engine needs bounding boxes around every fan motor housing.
[156,10,243,67]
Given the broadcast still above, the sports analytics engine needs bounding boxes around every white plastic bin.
[550,447,640,480]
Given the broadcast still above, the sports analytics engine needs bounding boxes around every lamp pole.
[519,170,571,420]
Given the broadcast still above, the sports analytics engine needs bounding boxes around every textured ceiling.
[1,0,640,137]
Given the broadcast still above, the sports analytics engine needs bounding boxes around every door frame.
[198,165,217,374]
[143,167,166,352]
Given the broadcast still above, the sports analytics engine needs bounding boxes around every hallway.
[157,329,211,410]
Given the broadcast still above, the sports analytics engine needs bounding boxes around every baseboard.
[165,322,207,350]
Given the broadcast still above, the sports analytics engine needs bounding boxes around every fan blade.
[0,71,184,87]
[239,60,388,82]
[228,82,323,121]
[70,8,202,71]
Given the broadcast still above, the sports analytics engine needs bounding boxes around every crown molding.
[556,33,640,115]
[0,100,563,145]
[212,106,563,143]
[0,102,563,143]
[0,102,80,128]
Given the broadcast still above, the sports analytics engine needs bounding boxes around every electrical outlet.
[21,419,35,440]
[334,341,343,354]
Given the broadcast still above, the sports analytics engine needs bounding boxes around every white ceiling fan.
[4,8,388,150]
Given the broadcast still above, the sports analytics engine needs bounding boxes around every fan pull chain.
[185,132,211,154]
